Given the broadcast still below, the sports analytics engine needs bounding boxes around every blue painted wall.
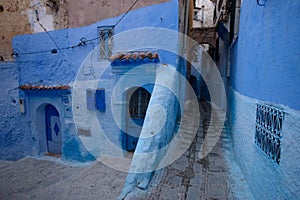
[0,62,33,160]
[229,0,300,198]
[3,0,179,161]
[230,0,300,110]
[228,88,300,199]
[12,0,178,86]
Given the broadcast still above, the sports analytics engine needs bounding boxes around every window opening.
[255,104,284,164]
[128,87,150,119]
[98,26,114,59]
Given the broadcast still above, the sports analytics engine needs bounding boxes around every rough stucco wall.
[229,88,300,199]
[0,0,32,61]
[0,0,68,61]
[0,63,33,160]
[66,0,170,28]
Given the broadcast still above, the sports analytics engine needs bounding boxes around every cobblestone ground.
[0,101,252,200]
[128,101,253,200]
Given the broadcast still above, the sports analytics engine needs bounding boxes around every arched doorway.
[124,87,151,152]
[45,104,62,154]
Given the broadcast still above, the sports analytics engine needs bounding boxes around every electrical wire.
[35,10,60,50]
[113,0,140,30]
[4,0,140,58]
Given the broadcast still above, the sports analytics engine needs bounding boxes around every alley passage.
[127,101,239,200]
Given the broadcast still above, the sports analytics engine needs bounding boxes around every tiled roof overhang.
[19,85,70,90]
[110,51,159,66]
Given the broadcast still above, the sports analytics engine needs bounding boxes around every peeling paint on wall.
[28,0,55,32]
[0,0,168,61]
[193,0,215,28]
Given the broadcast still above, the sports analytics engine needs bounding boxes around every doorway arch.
[123,87,151,152]
[35,103,62,155]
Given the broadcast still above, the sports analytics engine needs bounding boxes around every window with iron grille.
[255,104,284,164]
[98,26,114,59]
[128,88,151,119]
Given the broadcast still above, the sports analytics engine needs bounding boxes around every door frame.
[122,87,151,151]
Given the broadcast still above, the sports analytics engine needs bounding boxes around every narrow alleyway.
[126,101,253,200]
[0,101,252,200]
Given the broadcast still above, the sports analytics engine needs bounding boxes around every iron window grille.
[128,88,150,119]
[98,26,114,59]
[255,104,284,164]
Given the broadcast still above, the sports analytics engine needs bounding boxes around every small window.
[128,88,151,119]
[255,104,284,164]
[98,26,114,59]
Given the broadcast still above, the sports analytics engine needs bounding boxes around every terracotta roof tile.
[110,54,124,61]
[123,54,132,60]
[145,52,152,58]
[19,85,70,90]
[138,52,146,60]
[152,53,159,59]
[132,52,139,60]
[110,51,159,65]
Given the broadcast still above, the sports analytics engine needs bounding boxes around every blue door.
[125,88,151,152]
[45,104,62,154]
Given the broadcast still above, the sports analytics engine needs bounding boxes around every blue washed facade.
[229,0,300,198]
[1,0,180,162]
[230,0,300,110]
[2,0,299,198]
[0,62,32,160]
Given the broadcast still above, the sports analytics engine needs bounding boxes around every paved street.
[0,101,253,200]
[144,102,232,200]
[0,157,127,199]
[124,101,253,200]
